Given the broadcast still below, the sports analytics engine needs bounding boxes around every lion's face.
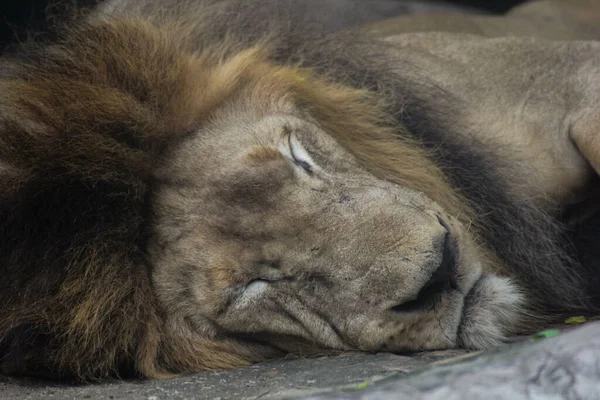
[149,105,523,356]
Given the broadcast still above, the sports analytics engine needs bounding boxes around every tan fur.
[246,147,285,163]
[1,0,599,380]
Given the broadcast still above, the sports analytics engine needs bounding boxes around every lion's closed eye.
[279,130,315,174]
[234,279,270,308]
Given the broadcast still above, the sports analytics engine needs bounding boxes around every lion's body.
[1,0,600,380]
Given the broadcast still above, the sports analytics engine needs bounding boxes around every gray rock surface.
[0,350,467,399]
[2,323,599,399]
[305,322,600,400]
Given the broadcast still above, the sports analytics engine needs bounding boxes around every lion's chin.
[456,275,524,349]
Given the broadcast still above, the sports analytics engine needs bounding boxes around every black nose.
[428,231,459,291]
[392,230,458,313]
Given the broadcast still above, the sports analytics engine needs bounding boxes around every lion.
[0,0,599,380]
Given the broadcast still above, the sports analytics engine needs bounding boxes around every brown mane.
[0,17,478,379]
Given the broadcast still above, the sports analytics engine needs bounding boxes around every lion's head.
[1,8,562,379]
[146,46,524,364]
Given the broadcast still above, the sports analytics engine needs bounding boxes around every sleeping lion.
[1,0,600,379]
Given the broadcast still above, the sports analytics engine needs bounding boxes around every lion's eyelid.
[288,133,314,174]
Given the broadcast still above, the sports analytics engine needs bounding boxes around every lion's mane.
[0,0,596,379]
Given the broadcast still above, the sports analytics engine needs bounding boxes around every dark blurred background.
[0,0,528,52]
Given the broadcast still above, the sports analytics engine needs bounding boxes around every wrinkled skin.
[149,111,522,354]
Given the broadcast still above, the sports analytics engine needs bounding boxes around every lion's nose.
[391,228,458,313]
[429,231,459,290]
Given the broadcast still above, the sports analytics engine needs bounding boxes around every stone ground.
[2,322,599,400]
[0,351,468,399]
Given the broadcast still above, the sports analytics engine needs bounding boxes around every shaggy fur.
[0,0,598,380]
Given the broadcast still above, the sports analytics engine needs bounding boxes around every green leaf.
[564,316,586,325]
[532,329,561,340]
[355,381,369,390]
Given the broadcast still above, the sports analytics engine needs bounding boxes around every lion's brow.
[246,146,284,162]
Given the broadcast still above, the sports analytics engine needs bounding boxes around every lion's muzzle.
[391,218,458,314]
